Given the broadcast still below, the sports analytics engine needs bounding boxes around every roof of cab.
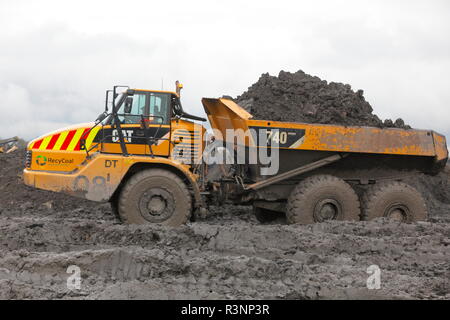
[133,89,179,96]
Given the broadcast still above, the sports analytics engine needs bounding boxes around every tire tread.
[117,168,191,226]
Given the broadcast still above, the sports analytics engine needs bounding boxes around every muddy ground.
[0,151,449,300]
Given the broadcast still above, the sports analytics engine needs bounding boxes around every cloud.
[0,24,182,139]
[0,83,72,139]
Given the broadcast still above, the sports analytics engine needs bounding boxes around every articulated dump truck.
[23,83,448,226]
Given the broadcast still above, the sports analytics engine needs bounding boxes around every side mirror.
[124,97,133,113]
[95,111,108,124]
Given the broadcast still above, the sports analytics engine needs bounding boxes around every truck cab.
[94,88,205,163]
[24,84,208,226]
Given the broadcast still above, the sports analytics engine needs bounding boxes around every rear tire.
[361,181,427,222]
[286,175,360,224]
[118,169,192,226]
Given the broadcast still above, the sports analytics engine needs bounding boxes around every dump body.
[202,98,448,163]
[202,98,448,208]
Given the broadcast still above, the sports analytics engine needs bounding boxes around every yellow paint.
[85,127,101,149]
[202,97,447,159]
[24,153,197,202]
[67,128,85,151]
[433,132,449,161]
[39,135,53,150]
[134,89,179,97]
[53,130,69,150]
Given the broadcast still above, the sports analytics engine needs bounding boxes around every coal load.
[236,70,410,128]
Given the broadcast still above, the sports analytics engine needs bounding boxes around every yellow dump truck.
[23,83,448,226]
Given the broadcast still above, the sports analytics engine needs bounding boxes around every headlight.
[26,150,32,168]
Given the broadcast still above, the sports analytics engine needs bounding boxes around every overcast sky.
[0,0,449,140]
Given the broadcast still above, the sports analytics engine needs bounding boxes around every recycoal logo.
[35,155,74,166]
[36,155,47,166]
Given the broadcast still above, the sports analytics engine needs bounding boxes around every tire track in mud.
[0,210,448,299]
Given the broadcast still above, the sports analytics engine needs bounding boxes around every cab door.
[99,91,171,156]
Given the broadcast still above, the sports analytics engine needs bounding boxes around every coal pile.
[237,70,410,128]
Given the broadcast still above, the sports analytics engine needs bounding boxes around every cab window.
[117,92,170,124]
[118,93,146,124]
[149,92,169,124]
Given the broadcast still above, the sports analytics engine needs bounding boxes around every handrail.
[83,114,168,158]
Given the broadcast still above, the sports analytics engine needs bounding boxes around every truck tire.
[118,169,192,226]
[253,206,280,223]
[361,181,427,222]
[286,175,360,224]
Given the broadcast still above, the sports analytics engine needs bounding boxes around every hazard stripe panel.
[46,133,60,150]
[67,128,86,151]
[85,127,101,149]
[60,130,77,150]
[39,135,53,150]
[31,127,100,151]
[53,131,69,150]
[32,139,43,149]
[73,128,90,151]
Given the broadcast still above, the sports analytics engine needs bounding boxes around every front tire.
[286,175,360,224]
[118,169,192,226]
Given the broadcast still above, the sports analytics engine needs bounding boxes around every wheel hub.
[314,199,341,222]
[384,204,409,222]
[147,196,166,214]
[139,188,175,223]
